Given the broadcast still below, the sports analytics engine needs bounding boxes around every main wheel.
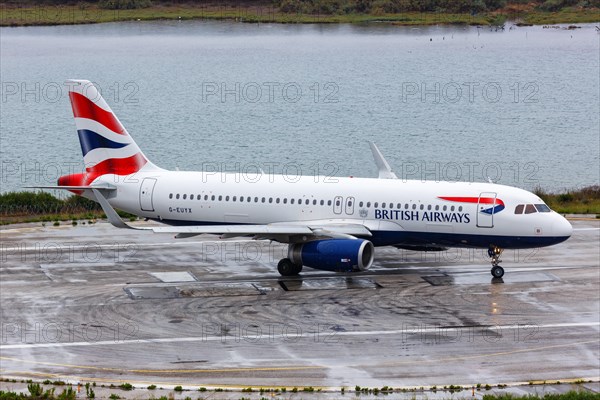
[491,265,505,278]
[293,263,303,275]
[278,258,299,276]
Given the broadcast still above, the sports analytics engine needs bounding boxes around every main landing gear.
[488,246,504,278]
[277,258,303,276]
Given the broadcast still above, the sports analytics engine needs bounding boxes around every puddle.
[279,277,381,291]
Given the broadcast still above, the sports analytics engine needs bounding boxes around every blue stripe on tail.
[77,129,129,156]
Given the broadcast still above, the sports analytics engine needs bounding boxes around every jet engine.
[288,239,374,272]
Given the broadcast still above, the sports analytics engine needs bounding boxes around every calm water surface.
[1,21,598,192]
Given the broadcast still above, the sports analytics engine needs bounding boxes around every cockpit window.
[535,204,551,212]
[524,204,537,214]
[515,204,524,214]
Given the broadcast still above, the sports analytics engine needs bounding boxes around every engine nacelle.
[288,239,374,272]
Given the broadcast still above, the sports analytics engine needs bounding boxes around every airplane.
[32,80,573,278]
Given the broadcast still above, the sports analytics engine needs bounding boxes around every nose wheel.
[488,246,504,278]
[491,265,504,278]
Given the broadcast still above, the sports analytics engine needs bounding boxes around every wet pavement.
[0,218,598,396]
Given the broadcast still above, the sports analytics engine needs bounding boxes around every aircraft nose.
[553,214,573,238]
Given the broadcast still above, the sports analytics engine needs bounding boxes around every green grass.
[0,191,136,225]
[482,392,600,400]
[0,2,597,26]
[523,8,600,24]
[534,185,600,215]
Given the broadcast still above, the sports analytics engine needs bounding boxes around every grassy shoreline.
[1,187,598,226]
[1,2,598,27]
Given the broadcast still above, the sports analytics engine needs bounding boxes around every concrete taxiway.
[0,218,598,393]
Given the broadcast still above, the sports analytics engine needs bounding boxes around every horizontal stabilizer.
[25,183,117,191]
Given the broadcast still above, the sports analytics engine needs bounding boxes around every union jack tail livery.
[58,80,158,189]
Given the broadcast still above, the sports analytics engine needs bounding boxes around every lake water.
[1,21,598,193]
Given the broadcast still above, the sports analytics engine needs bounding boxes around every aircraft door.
[345,196,355,215]
[333,196,343,214]
[140,178,157,212]
[476,192,497,228]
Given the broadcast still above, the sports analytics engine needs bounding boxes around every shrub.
[119,383,133,391]
[98,0,152,9]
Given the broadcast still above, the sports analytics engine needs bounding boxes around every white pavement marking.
[1,322,598,350]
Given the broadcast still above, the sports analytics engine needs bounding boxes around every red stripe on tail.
[86,153,147,180]
[58,153,147,195]
[69,91,126,135]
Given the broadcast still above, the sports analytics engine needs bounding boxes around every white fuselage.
[94,170,573,249]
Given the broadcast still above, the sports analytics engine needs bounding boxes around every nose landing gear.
[488,246,504,278]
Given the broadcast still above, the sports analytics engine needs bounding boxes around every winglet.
[369,142,398,179]
[91,188,145,230]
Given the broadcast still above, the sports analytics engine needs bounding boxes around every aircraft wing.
[91,189,372,241]
[152,222,371,241]
[152,224,313,235]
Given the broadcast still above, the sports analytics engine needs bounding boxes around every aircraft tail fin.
[58,80,159,190]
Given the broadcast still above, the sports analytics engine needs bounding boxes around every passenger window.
[382,203,386,208]
[255,197,259,202]
[458,206,463,212]
[305,199,309,205]
[451,206,455,211]
[525,204,537,214]
[427,205,431,210]
[412,204,417,210]
[183,194,187,200]
[211,195,215,201]
[328,200,332,206]
[420,204,424,210]
[435,205,439,211]
[313,199,317,205]
[232,196,236,202]
[176,194,180,199]
[374,202,379,208]
[190,194,194,200]
[367,202,371,208]
[291,199,295,204]
[225,196,229,201]
[283,198,287,204]
[247,197,251,202]
[320,200,325,206]
[515,204,524,214]
[261,197,265,203]
[276,198,280,204]
[269,198,273,203]
[404,204,409,209]
[169,193,173,199]
[240,196,244,202]
[218,195,223,201]
[336,200,341,206]
[535,204,551,212]
[397,203,401,209]
[443,205,447,211]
